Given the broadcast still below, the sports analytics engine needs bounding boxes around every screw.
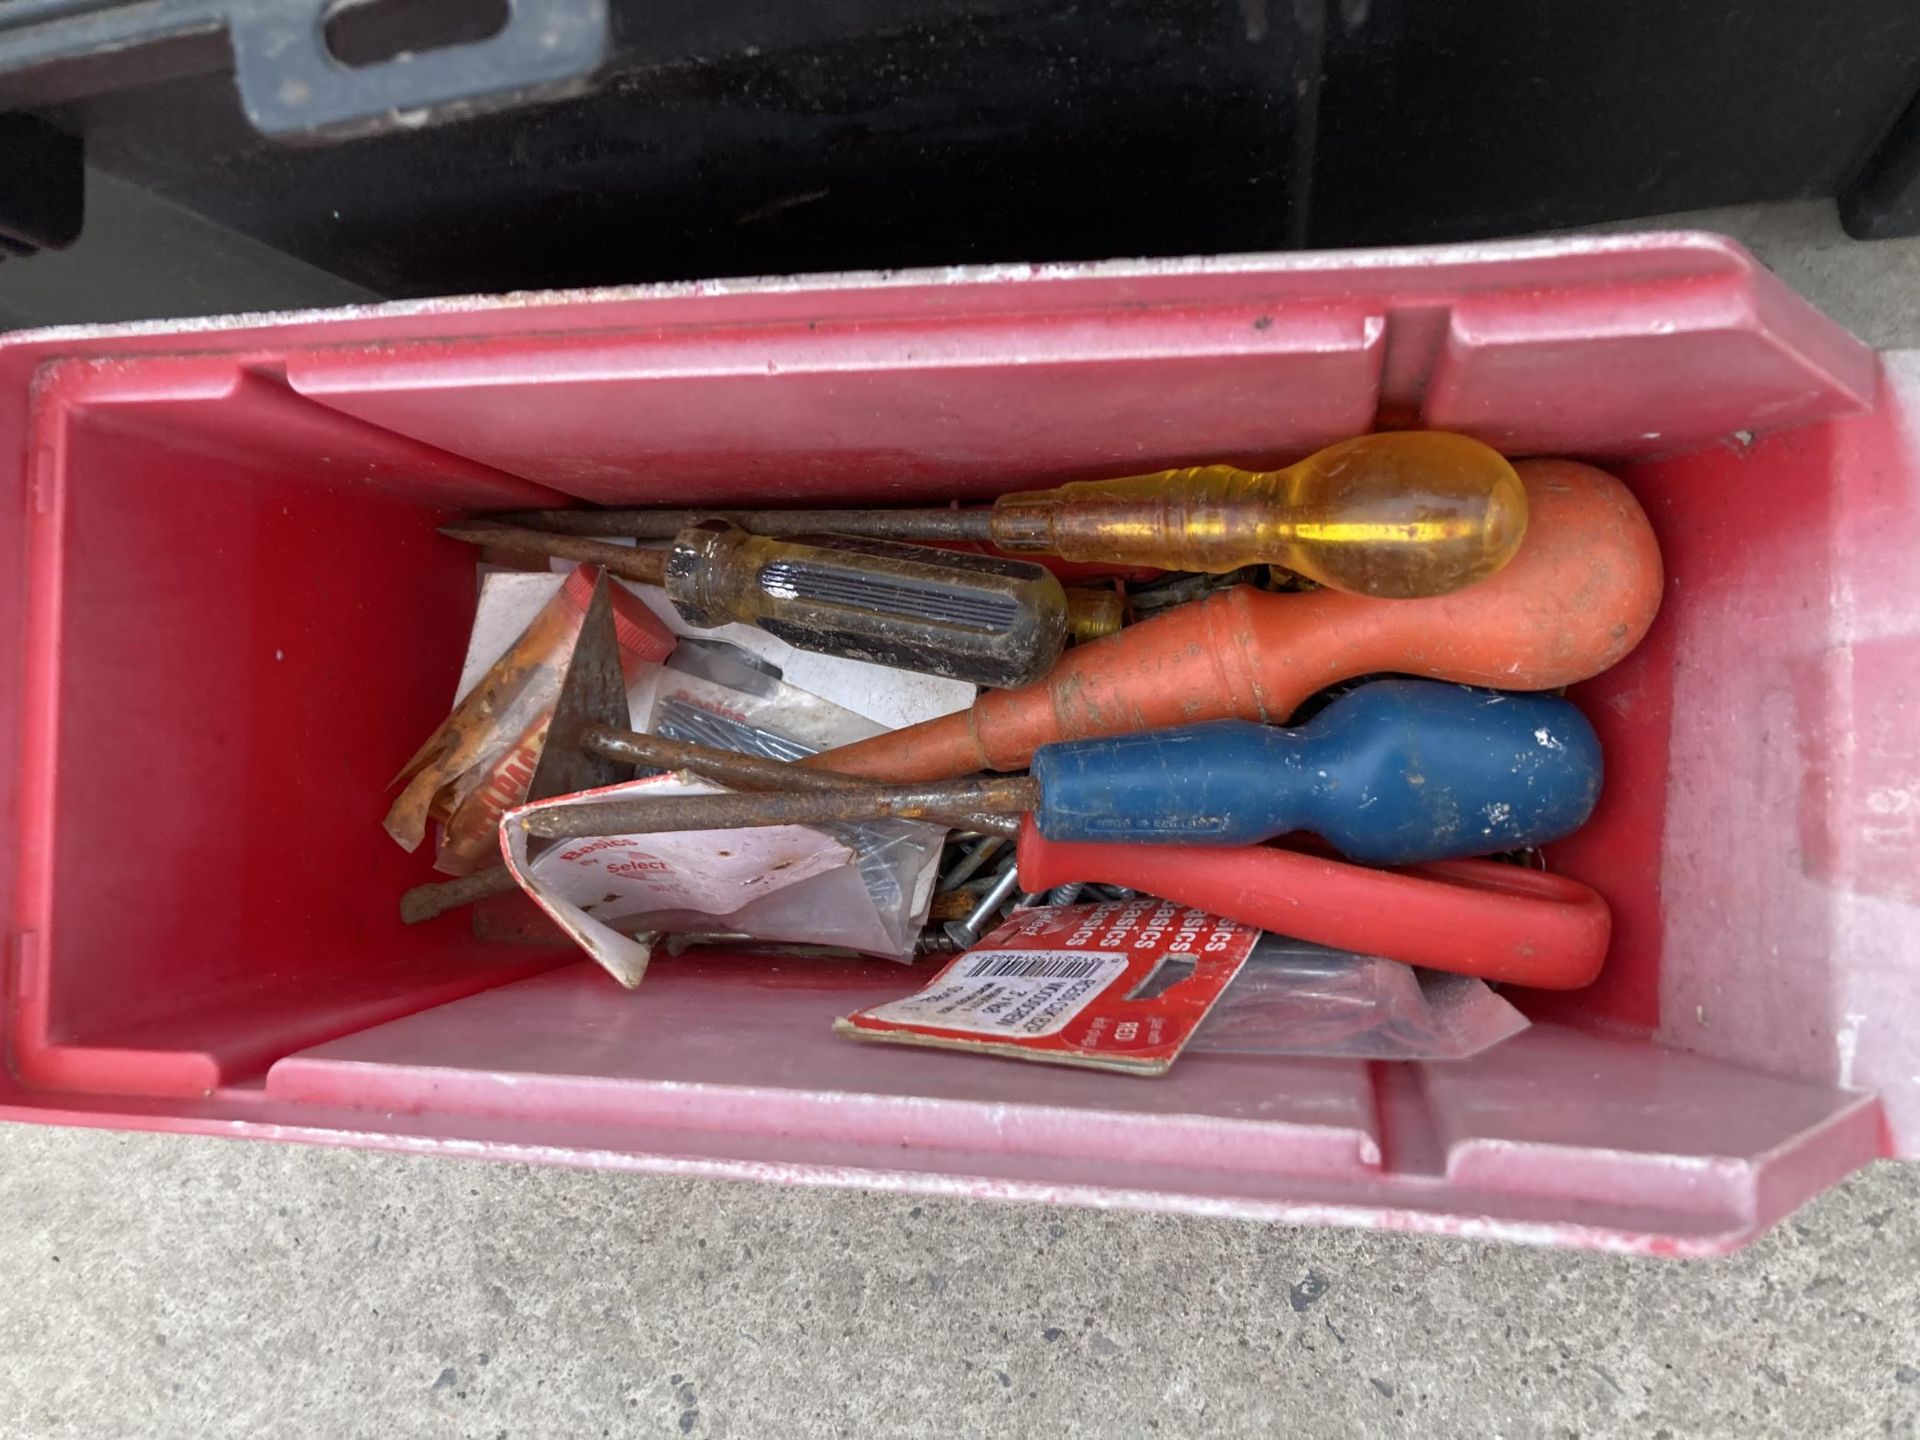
[914,927,964,957]
[943,866,1021,949]
[938,835,1006,892]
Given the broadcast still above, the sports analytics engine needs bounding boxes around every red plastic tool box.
[3,234,1914,1254]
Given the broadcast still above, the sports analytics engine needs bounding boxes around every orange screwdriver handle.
[1014,818,1611,989]
[809,459,1661,781]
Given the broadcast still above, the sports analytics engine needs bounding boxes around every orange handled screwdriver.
[804,459,1661,782]
[490,432,1526,599]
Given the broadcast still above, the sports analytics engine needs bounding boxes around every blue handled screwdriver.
[518,679,1602,868]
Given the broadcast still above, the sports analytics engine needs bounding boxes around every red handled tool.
[1014,818,1609,989]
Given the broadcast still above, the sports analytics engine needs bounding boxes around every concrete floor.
[2,199,1919,1438]
[0,1128,1915,1439]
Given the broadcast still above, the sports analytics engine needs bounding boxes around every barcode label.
[959,953,1108,981]
[861,948,1130,1039]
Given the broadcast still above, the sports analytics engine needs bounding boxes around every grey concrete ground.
[1,198,1918,1437]
[0,1128,1915,1439]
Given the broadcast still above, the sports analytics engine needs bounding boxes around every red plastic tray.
[1,234,1912,1254]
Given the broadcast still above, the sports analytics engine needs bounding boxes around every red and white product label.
[837,901,1259,1074]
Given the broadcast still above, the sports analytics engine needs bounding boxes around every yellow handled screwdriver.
[488,431,1526,599]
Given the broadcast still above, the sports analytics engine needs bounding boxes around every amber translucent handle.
[988,431,1527,598]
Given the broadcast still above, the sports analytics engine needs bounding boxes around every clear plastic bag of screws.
[1186,936,1529,1061]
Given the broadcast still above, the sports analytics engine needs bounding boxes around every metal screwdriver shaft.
[483,432,1529,599]
[480,509,994,543]
[521,775,1041,841]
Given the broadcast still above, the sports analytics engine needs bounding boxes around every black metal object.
[1,0,1918,286]
[1842,90,1920,240]
[0,112,83,259]
[1310,0,1920,247]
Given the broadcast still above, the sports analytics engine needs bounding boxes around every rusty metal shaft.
[521,775,1040,841]
[438,520,669,586]
[399,729,1018,924]
[398,865,521,922]
[485,507,995,543]
[575,724,1019,836]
